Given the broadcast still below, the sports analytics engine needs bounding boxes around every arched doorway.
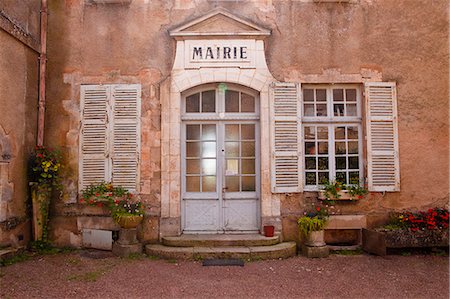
[181,83,260,233]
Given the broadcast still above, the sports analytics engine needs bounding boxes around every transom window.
[302,84,363,190]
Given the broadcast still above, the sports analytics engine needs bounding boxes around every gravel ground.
[0,251,448,299]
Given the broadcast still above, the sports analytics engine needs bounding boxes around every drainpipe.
[37,0,48,146]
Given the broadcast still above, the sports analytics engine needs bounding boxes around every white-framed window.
[79,84,141,192]
[302,84,363,190]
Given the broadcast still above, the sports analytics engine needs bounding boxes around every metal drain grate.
[202,258,245,267]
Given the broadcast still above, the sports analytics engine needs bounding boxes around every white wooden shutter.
[365,82,400,191]
[270,82,302,193]
[80,85,109,190]
[111,85,141,191]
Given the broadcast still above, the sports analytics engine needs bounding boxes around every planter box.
[362,228,449,256]
[318,190,360,201]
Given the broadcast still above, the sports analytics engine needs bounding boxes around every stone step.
[162,234,280,247]
[145,242,297,261]
[0,246,25,262]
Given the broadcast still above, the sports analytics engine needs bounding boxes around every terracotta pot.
[263,225,275,237]
[115,215,143,229]
[305,230,326,247]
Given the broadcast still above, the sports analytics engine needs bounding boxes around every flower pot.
[263,225,275,237]
[318,190,362,201]
[305,230,326,247]
[115,215,143,229]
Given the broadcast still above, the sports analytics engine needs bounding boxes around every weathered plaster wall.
[0,0,40,246]
[45,0,448,245]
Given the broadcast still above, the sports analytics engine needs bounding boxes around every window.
[302,85,363,190]
[79,84,141,192]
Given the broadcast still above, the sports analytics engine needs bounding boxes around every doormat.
[202,258,245,267]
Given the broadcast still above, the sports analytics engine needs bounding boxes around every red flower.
[95,193,100,197]
[316,207,321,211]
[358,195,363,199]
[97,202,103,207]
[89,199,94,204]
[80,199,85,203]
[336,188,341,191]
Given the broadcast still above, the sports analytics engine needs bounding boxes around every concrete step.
[145,242,297,261]
[162,234,279,247]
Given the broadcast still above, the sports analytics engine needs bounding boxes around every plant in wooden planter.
[298,206,329,246]
[81,182,144,228]
[29,146,63,242]
[318,180,368,201]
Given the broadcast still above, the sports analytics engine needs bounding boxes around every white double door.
[182,121,260,233]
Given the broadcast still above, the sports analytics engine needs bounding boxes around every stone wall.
[0,0,41,247]
[44,0,448,245]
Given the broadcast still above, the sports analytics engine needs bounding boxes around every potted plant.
[29,146,62,242]
[318,180,368,201]
[81,182,144,229]
[298,205,328,246]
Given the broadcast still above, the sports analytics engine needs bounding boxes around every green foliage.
[0,253,30,267]
[322,180,368,200]
[30,146,63,192]
[298,216,328,236]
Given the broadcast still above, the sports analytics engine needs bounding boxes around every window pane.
[304,126,315,139]
[349,156,359,169]
[226,159,239,175]
[186,159,200,174]
[318,142,328,154]
[186,142,200,157]
[225,142,239,157]
[336,157,346,169]
[242,176,255,191]
[333,89,344,102]
[226,176,240,192]
[346,89,357,102]
[316,104,327,117]
[335,172,346,184]
[305,157,316,170]
[335,127,345,140]
[202,124,216,140]
[186,125,200,140]
[225,125,239,140]
[348,141,359,154]
[202,90,215,112]
[347,104,357,116]
[304,104,315,116]
[335,142,346,154]
[241,93,255,112]
[316,89,326,102]
[202,142,216,157]
[241,124,255,140]
[186,93,200,113]
[241,141,255,157]
[306,172,316,185]
[347,126,359,139]
[334,104,345,116]
[186,176,200,192]
[318,172,329,184]
[242,159,255,174]
[305,142,316,155]
[202,176,216,192]
[304,89,314,102]
[202,159,216,175]
[317,127,328,139]
[225,90,239,112]
[318,157,328,170]
[349,172,360,184]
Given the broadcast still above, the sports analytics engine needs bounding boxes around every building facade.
[0,0,448,248]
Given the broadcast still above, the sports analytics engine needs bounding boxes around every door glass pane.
[225,125,239,140]
[225,90,239,112]
[186,159,200,174]
[304,126,315,139]
[346,89,357,102]
[242,176,255,191]
[347,126,358,139]
[304,89,314,102]
[334,104,345,116]
[202,176,216,192]
[202,90,215,112]
[186,125,200,140]
[305,142,316,155]
[241,93,255,112]
[186,93,200,113]
[226,159,239,175]
[348,141,359,154]
[202,142,216,157]
[202,159,216,175]
[318,142,328,154]
[241,124,255,140]
[335,127,345,140]
[335,142,346,154]
[318,172,329,184]
[304,104,314,116]
[333,89,344,102]
[349,156,359,169]
[186,142,200,157]
[317,104,327,116]
[316,89,326,102]
[202,124,216,140]
[347,104,357,116]
[242,159,255,174]
[318,157,328,170]
[186,176,200,192]
[305,157,316,170]
[317,127,328,139]
[306,172,316,185]
[241,142,255,157]
[226,176,240,192]
[336,172,346,184]
[349,172,359,184]
[336,157,346,169]
[225,142,239,157]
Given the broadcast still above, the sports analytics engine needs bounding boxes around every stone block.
[117,228,138,245]
[49,216,78,247]
[77,216,119,231]
[112,243,143,257]
[326,215,367,230]
[301,245,329,258]
[138,216,159,243]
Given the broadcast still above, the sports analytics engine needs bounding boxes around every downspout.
[37,0,48,146]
